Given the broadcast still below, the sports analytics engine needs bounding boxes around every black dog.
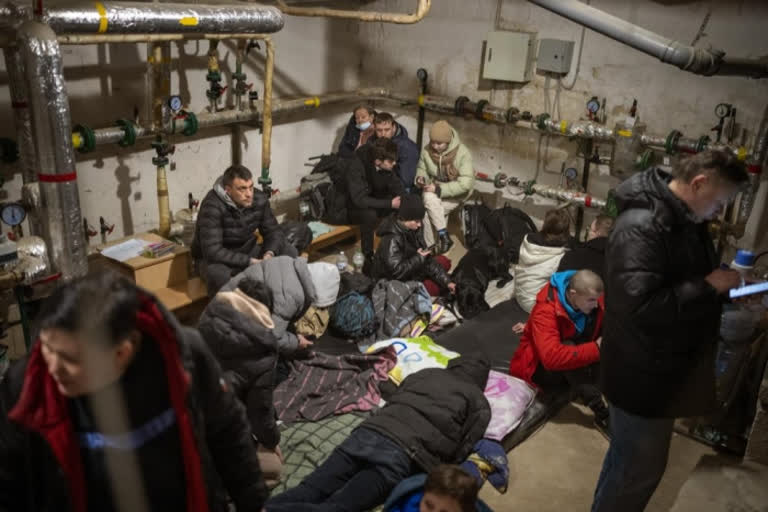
[451,246,513,319]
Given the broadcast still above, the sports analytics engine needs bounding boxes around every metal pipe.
[575,139,594,236]
[150,42,172,238]
[3,45,42,236]
[18,20,87,281]
[275,0,431,25]
[1,1,284,34]
[259,35,274,193]
[528,0,768,78]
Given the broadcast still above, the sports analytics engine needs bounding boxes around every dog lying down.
[451,247,514,320]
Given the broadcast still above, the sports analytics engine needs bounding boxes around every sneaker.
[589,399,611,440]
[437,233,454,254]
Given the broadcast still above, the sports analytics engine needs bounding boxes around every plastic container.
[336,251,348,273]
[352,249,365,273]
[731,249,755,278]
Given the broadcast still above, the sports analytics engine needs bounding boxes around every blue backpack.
[330,292,378,340]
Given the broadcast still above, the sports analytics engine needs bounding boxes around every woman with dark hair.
[514,208,573,312]
[0,272,268,512]
[338,104,377,157]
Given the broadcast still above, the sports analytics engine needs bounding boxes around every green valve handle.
[115,119,137,147]
[665,129,682,155]
[536,113,551,131]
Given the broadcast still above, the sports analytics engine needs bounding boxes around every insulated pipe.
[18,20,87,281]
[527,0,768,78]
[738,105,768,242]
[150,41,172,238]
[274,0,431,25]
[3,45,42,236]
[0,1,284,34]
[259,35,274,192]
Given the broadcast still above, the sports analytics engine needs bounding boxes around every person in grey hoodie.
[193,164,296,296]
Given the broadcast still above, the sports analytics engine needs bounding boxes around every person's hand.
[391,196,401,209]
[262,252,274,261]
[705,269,743,294]
[417,248,431,258]
[512,322,526,334]
[298,335,314,350]
[447,282,457,295]
[595,336,603,349]
[274,445,284,463]
[424,184,436,193]
[250,258,261,265]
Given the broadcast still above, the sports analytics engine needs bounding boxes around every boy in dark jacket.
[372,195,456,295]
[0,272,268,512]
[369,112,420,192]
[193,164,296,296]
[198,277,282,488]
[266,354,492,512]
[336,138,404,269]
[557,214,615,279]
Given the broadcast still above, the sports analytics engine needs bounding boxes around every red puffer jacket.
[509,283,604,385]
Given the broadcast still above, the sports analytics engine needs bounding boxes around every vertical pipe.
[259,36,274,193]
[150,42,172,237]
[575,139,594,238]
[416,68,428,149]
[157,164,170,237]
[18,20,87,280]
[3,45,42,236]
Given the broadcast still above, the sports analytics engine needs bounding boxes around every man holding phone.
[591,150,748,511]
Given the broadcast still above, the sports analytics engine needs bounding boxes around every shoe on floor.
[437,233,454,254]
[589,399,611,440]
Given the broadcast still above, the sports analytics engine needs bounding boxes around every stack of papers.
[100,239,150,262]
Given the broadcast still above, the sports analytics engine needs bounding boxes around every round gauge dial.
[416,68,428,81]
[564,167,579,180]
[168,95,183,112]
[586,98,600,114]
[1,203,26,226]
[715,103,731,118]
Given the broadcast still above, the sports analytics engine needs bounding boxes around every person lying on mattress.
[265,354,492,512]
[508,269,610,438]
[384,464,493,512]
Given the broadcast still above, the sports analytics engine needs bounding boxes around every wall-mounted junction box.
[537,38,575,75]
[483,31,536,83]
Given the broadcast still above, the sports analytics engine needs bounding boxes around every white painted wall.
[0,0,767,249]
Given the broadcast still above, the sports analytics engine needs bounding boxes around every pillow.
[483,370,537,441]
[367,336,459,385]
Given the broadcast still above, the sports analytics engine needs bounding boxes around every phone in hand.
[730,281,768,299]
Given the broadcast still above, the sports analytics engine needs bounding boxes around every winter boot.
[437,232,454,255]
[362,253,374,277]
[588,397,611,440]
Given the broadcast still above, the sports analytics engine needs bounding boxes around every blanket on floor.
[274,348,397,422]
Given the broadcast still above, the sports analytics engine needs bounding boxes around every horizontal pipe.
[0,1,284,34]
[275,0,431,24]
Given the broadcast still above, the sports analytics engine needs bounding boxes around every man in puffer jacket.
[221,257,339,355]
[193,165,296,296]
[414,120,475,254]
[198,277,282,488]
[372,195,456,295]
[369,112,420,193]
[266,354,491,512]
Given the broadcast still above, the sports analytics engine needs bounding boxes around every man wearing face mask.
[414,121,475,254]
[337,105,376,158]
[335,138,405,274]
[591,150,748,512]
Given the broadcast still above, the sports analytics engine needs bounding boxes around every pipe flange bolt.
[115,119,137,148]
[506,107,520,124]
[536,113,551,131]
[181,112,199,137]
[152,155,169,167]
[696,135,710,153]
[665,129,682,155]
[73,124,95,154]
[475,100,489,120]
[493,173,508,188]
[454,96,470,116]
[0,138,19,163]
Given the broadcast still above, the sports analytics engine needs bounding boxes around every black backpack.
[299,154,345,223]
[480,204,538,264]
[462,202,492,250]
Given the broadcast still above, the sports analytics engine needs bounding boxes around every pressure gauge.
[416,68,428,82]
[586,97,600,114]
[715,103,732,118]
[1,203,26,227]
[168,95,183,113]
[564,167,579,181]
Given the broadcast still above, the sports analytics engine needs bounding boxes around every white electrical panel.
[537,38,575,74]
[483,31,536,83]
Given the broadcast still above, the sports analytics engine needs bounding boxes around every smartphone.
[730,281,768,299]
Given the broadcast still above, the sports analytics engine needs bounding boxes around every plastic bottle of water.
[352,249,365,273]
[336,251,348,273]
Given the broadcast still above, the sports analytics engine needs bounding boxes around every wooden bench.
[306,224,360,256]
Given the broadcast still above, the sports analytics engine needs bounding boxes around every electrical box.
[537,38,575,75]
[483,31,536,83]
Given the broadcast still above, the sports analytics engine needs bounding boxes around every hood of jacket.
[446,354,490,390]
[518,234,568,265]
[376,215,405,238]
[213,175,239,210]
[307,262,341,308]
[613,168,698,227]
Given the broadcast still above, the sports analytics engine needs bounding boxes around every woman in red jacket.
[509,269,609,436]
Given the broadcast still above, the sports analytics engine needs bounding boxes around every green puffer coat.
[415,128,474,199]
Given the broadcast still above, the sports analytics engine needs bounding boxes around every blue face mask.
[356,121,372,131]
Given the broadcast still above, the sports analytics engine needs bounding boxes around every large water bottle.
[352,249,365,273]
[336,251,348,273]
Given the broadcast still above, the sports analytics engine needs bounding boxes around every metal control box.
[483,31,536,82]
[537,38,575,74]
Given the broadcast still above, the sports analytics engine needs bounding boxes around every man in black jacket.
[557,214,615,279]
[193,165,296,296]
[369,112,420,193]
[372,195,456,295]
[337,137,404,270]
[0,272,268,512]
[266,354,491,512]
[591,151,747,512]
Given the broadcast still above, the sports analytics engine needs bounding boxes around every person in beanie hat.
[415,120,475,254]
[371,195,456,295]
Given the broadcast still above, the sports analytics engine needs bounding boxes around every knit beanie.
[307,262,340,308]
[398,194,426,221]
[429,120,453,144]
